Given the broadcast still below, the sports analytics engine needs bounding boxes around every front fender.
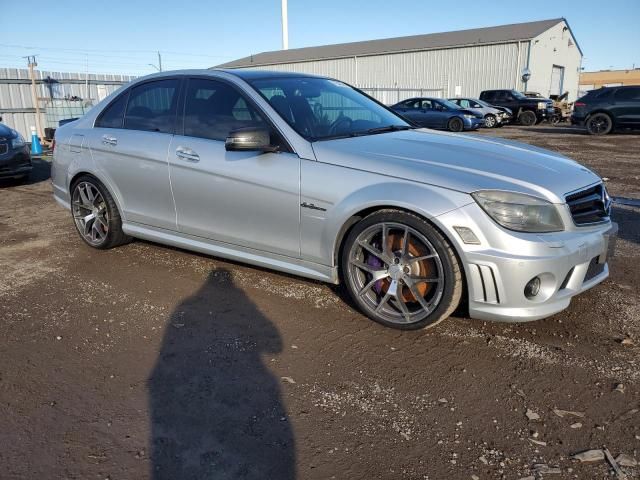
[300,160,472,266]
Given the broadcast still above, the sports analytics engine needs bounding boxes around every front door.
[168,77,301,258]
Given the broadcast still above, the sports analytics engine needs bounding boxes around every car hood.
[312,129,600,203]
[0,123,16,138]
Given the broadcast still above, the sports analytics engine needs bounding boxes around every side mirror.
[225,127,279,153]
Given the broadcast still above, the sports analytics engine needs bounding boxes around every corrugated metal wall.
[0,68,135,139]
[232,42,529,103]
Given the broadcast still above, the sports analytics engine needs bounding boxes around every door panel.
[90,128,176,230]
[168,136,301,257]
[612,87,640,126]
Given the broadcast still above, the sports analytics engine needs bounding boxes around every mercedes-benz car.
[51,70,617,330]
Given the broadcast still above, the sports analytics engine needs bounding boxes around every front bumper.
[437,202,617,322]
[464,118,485,130]
[0,146,32,178]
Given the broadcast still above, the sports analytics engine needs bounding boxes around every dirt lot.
[1,125,639,480]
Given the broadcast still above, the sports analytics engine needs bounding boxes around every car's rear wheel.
[70,175,131,249]
[341,210,462,330]
[484,114,497,128]
[448,117,464,132]
[518,110,537,126]
[586,113,613,135]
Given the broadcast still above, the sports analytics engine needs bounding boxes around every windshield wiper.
[361,125,414,135]
[313,125,414,142]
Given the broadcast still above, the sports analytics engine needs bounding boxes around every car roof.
[214,68,328,81]
[123,68,331,85]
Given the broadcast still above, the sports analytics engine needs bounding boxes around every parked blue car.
[390,97,485,132]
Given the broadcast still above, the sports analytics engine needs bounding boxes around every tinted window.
[481,91,495,101]
[183,78,267,141]
[124,79,179,133]
[95,92,128,129]
[251,77,408,140]
[615,87,640,101]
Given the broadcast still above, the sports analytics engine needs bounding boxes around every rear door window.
[614,87,640,101]
[124,79,180,134]
[95,92,129,129]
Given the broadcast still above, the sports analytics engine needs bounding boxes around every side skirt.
[122,222,339,284]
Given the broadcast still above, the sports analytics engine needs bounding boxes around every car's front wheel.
[586,113,613,135]
[70,175,131,249]
[518,110,537,126]
[341,210,462,330]
[484,114,497,128]
[447,117,465,132]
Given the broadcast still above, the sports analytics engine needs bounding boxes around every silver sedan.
[448,97,512,127]
[52,70,616,330]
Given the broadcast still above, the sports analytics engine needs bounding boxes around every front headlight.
[463,114,475,119]
[537,102,546,110]
[472,190,564,233]
[11,133,25,149]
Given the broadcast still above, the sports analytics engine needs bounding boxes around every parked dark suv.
[572,86,640,135]
[479,89,554,126]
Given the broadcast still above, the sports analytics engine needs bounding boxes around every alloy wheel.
[72,182,109,246]
[346,222,445,325]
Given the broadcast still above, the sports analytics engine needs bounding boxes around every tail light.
[574,102,586,107]
[51,139,56,153]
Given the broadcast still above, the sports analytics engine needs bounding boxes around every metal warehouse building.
[218,18,583,103]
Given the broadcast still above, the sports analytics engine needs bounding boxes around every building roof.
[218,18,567,68]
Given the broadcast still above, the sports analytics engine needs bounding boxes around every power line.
[0,43,234,59]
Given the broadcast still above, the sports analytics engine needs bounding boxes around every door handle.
[102,135,117,146]
[176,146,200,162]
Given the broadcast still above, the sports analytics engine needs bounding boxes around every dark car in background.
[479,89,554,126]
[391,97,484,132]
[0,118,32,182]
[572,85,640,135]
[448,97,511,127]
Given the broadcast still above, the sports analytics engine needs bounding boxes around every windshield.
[510,90,527,100]
[249,77,411,140]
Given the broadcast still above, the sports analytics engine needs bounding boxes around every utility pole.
[25,55,44,141]
[281,0,289,50]
[157,51,162,72]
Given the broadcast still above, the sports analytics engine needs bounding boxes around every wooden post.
[26,56,45,141]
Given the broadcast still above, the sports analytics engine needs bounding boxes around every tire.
[70,175,131,249]
[484,114,497,128]
[447,117,465,132]
[518,110,537,126]
[341,210,462,330]
[586,113,613,135]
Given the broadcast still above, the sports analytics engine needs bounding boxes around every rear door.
[89,78,180,230]
[167,77,301,257]
[612,87,640,126]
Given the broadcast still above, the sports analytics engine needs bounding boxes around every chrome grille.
[565,183,610,226]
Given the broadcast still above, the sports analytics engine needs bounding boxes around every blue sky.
[1,0,638,76]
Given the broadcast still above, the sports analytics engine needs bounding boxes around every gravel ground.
[0,125,638,480]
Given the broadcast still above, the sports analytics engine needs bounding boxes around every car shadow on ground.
[147,269,295,479]
[0,156,51,188]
